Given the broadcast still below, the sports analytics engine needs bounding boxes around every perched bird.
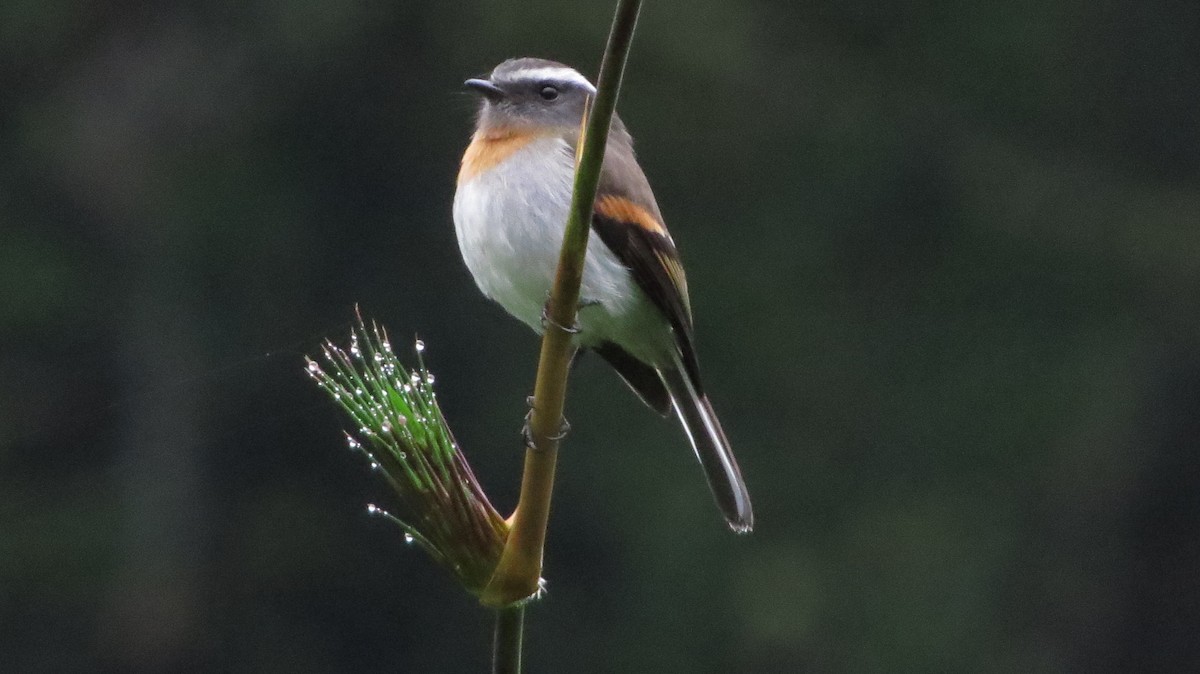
[453,57,753,533]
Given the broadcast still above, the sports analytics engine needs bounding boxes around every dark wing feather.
[591,129,703,390]
[592,341,672,415]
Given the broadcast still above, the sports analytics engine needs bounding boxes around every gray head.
[465,58,599,133]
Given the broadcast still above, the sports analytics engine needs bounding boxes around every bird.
[453,57,753,533]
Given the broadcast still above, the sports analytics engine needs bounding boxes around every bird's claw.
[521,396,571,451]
[540,303,581,334]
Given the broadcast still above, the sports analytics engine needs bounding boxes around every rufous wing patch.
[457,129,541,184]
[594,195,668,237]
[594,194,690,316]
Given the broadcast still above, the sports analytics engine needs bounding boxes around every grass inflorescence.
[305,313,508,597]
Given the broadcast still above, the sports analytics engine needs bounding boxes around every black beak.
[464,78,504,101]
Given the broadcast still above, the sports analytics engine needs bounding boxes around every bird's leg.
[522,395,571,450]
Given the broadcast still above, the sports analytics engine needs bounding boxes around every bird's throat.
[458,128,546,184]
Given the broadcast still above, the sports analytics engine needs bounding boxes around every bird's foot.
[540,303,580,334]
[539,297,600,335]
[522,395,571,451]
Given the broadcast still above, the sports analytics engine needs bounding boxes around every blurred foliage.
[1,1,1198,672]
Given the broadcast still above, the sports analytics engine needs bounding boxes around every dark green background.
[3,1,1198,671]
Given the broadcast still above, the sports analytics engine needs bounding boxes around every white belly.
[453,136,667,359]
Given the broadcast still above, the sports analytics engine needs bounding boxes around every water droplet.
[425,373,435,385]
[396,415,407,426]
[382,341,392,353]
[410,372,421,386]
[367,504,379,514]
[414,339,425,353]
[381,422,391,434]
[307,360,320,373]
[354,387,364,396]
[404,533,415,544]
[370,461,380,471]
[398,451,407,460]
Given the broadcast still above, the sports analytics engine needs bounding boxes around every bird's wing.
[591,341,672,415]
[591,136,703,390]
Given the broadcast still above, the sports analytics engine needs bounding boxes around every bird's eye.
[539,85,559,101]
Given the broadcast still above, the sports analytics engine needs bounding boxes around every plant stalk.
[492,605,525,674]
[479,0,644,607]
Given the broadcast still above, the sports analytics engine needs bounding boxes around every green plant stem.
[492,605,525,674]
[479,0,643,607]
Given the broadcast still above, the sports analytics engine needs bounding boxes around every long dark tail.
[660,363,754,533]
